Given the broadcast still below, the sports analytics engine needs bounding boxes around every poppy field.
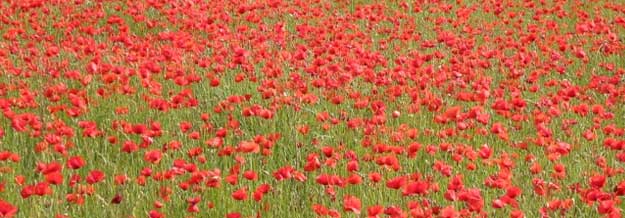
[2,0,625,217]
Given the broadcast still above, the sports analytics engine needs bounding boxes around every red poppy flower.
[0,199,17,217]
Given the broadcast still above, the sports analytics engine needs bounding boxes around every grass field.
[1,0,625,217]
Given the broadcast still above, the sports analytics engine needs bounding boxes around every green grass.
[1,0,625,217]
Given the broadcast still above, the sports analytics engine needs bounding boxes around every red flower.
[45,172,63,185]
[86,170,105,184]
[0,199,17,217]
[402,181,429,196]
[589,175,606,189]
[67,156,86,170]
[144,150,163,164]
[111,193,123,204]
[343,195,362,214]
[238,141,260,153]
[367,205,384,217]
[458,188,484,212]
[148,210,164,218]
[231,188,247,201]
